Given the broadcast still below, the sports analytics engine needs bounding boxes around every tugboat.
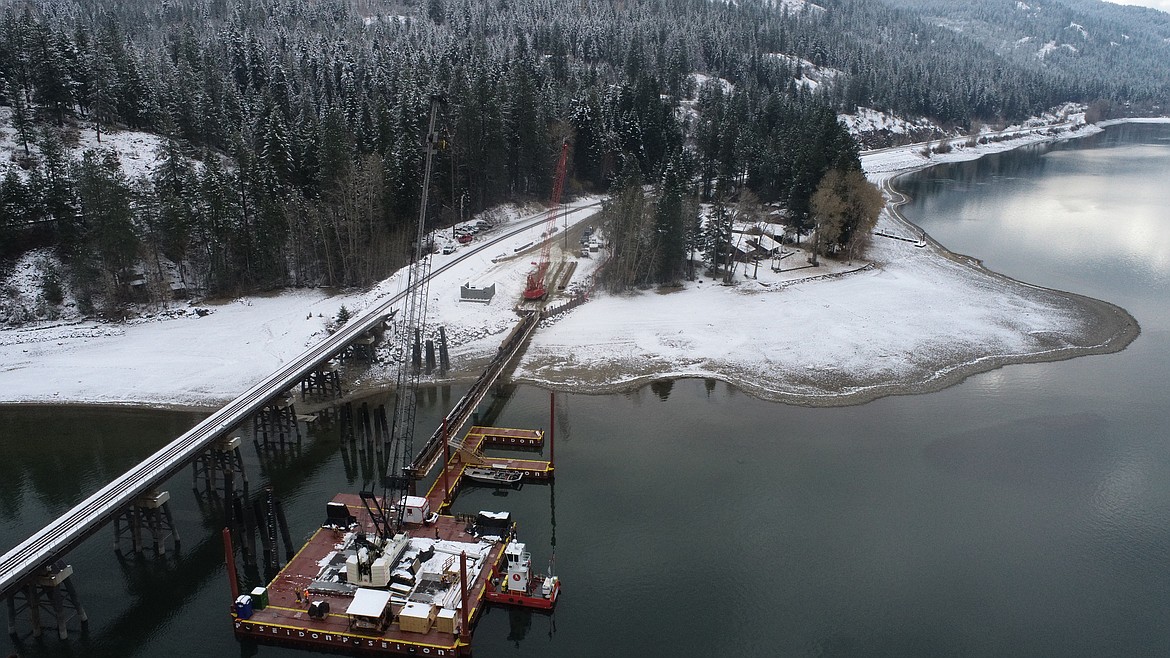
[484,540,560,610]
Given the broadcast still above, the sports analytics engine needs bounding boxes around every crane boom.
[523,142,570,300]
[381,95,443,538]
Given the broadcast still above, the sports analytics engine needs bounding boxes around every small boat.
[464,466,523,485]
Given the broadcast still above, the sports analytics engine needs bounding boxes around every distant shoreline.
[510,119,1152,406]
[0,119,1161,413]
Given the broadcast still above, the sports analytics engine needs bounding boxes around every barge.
[231,494,553,656]
[230,425,558,656]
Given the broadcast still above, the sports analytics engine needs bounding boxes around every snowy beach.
[0,120,1157,409]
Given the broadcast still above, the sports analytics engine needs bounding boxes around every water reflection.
[0,406,199,552]
[899,123,1170,328]
[3,122,1170,658]
[649,379,674,401]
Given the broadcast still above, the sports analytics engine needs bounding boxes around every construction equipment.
[378,95,444,539]
[522,142,570,300]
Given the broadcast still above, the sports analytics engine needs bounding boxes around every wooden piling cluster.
[220,484,297,581]
[252,396,301,449]
[338,401,394,484]
[5,561,88,641]
[300,363,342,399]
[112,489,181,555]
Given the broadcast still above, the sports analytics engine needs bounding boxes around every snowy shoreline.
[0,118,1162,411]
[509,118,1155,406]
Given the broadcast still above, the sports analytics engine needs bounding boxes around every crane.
[365,95,443,542]
[522,142,570,301]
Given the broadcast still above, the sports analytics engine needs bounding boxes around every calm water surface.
[3,123,1169,657]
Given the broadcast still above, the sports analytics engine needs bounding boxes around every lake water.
[3,123,1169,657]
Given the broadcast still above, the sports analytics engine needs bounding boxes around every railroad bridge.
[0,202,597,641]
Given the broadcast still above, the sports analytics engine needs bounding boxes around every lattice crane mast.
[377,96,443,540]
[523,142,570,301]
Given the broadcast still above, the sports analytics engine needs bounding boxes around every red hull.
[233,619,469,656]
[484,581,560,610]
[484,559,561,610]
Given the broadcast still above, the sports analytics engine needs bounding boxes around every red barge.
[229,426,558,656]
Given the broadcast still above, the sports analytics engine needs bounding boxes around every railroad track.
[0,199,603,598]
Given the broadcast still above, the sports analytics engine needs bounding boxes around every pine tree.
[151,138,196,267]
[29,127,79,254]
[32,26,74,127]
[653,154,687,285]
[9,88,34,158]
[0,169,35,255]
[193,151,239,293]
[603,157,650,292]
[74,149,138,306]
[88,46,118,143]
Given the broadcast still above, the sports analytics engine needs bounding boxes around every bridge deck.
[1,200,597,598]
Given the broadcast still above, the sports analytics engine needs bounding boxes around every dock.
[425,426,552,515]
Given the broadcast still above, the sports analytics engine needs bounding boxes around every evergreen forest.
[0,0,1167,310]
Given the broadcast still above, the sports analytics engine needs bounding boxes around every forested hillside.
[884,0,1170,114]
[0,0,1166,316]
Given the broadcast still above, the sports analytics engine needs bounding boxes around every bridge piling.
[274,497,295,562]
[425,339,436,374]
[376,405,390,457]
[300,364,342,399]
[192,435,248,500]
[234,493,257,567]
[255,488,293,573]
[252,498,274,573]
[6,562,87,641]
[253,398,301,450]
[360,402,372,443]
[438,326,450,375]
[113,490,179,555]
[339,439,356,480]
[412,328,422,372]
[339,402,355,442]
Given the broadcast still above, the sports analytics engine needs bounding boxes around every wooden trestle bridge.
[0,202,597,639]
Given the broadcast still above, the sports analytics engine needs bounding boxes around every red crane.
[523,142,570,301]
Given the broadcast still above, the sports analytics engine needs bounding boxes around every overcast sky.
[1106,0,1170,12]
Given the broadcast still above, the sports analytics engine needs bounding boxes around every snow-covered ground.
[0,198,605,407]
[1,118,1163,408]
[516,119,1145,403]
[1,107,166,181]
[838,107,942,142]
[766,54,841,91]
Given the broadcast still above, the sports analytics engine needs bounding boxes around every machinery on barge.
[230,495,556,656]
